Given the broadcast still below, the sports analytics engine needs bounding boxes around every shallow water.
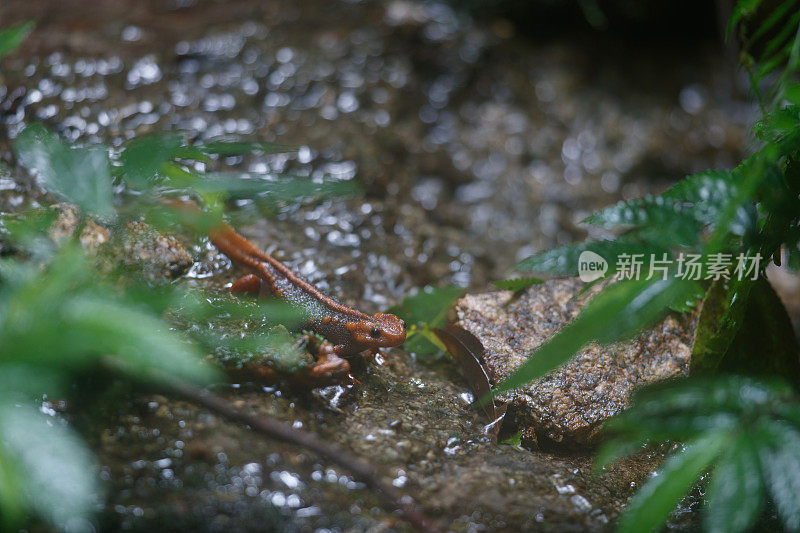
[0,0,755,530]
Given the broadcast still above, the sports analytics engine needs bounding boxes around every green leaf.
[0,436,25,528]
[785,84,800,104]
[661,170,739,223]
[582,195,702,245]
[789,245,800,271]
[706,152,775,252]
[64,294,218,384]
[597,375,797,464]
[691,278,754,375]
[197,140,296,157]
[199,173,359,201]
[601,377,754,444]
[389,286,464,329]
[388,286,464,359]
[515,240,668,276]
[213,326,312,373]
[492,277,698,396]
[0,401,98,531]
[667,280,705,313]
[618,433,729,533]
[500,431,522,446]
[491,276,543,292]
[119,133,184,188]
[758,420,800,531]
[717,277,800,384]
[172,145,212,163]
[749,0,800,50]
[0,245,218,384]
[0,20,34,59]
[728,0,762,32]
[14,124,114,218]
[705,435,765,533]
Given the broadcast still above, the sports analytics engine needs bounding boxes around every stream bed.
[0,0,764,530]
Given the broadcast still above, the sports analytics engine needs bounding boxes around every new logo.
[578,250,608,282]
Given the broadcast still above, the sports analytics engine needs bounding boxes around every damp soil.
[0,0,779,530]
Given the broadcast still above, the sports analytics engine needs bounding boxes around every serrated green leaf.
[661,170,738,222]
[618,433,729,533]
[705,435,765,533]
[14,124,114,218]
[515,240,668,276]
[582,195,702,245]
[598,376,799,480]
[492,277,698,396]
[604,376,792,445]
[706,152,775,252]
[0,20,34,59]
[491,276,543,292]
[749,0,800,50]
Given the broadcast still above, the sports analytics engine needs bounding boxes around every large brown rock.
[452,278,697,448]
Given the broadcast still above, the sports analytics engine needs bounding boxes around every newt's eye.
[370,327,381,338]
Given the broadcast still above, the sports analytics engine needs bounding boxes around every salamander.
[210,224,406,358]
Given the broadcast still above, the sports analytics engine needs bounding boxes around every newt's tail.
[209,225,271,269]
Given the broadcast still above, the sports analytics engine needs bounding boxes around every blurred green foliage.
[599,376,800,533]
[1,33,353,526]
[0,241,216,531]
[0,20,33,59]
[491,276,543,292]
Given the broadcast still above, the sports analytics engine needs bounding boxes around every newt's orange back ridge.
[209,224,406,357]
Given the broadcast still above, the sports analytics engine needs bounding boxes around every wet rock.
[49,202,111,248]
[452,278,697,447]
[119,220,193,280]
[48,204,193,279]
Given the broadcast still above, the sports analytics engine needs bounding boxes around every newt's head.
[347,312,407,348]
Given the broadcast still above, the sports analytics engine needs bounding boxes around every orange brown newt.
[209,224,406,358]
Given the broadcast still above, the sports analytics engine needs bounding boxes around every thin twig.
[166,378,440,533]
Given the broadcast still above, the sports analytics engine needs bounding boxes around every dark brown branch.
[166,378,440,533]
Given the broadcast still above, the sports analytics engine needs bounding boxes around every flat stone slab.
[452,278,697,448]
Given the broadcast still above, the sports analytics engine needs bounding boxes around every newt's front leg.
[297,333,351,381]
[230,273,262,295]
